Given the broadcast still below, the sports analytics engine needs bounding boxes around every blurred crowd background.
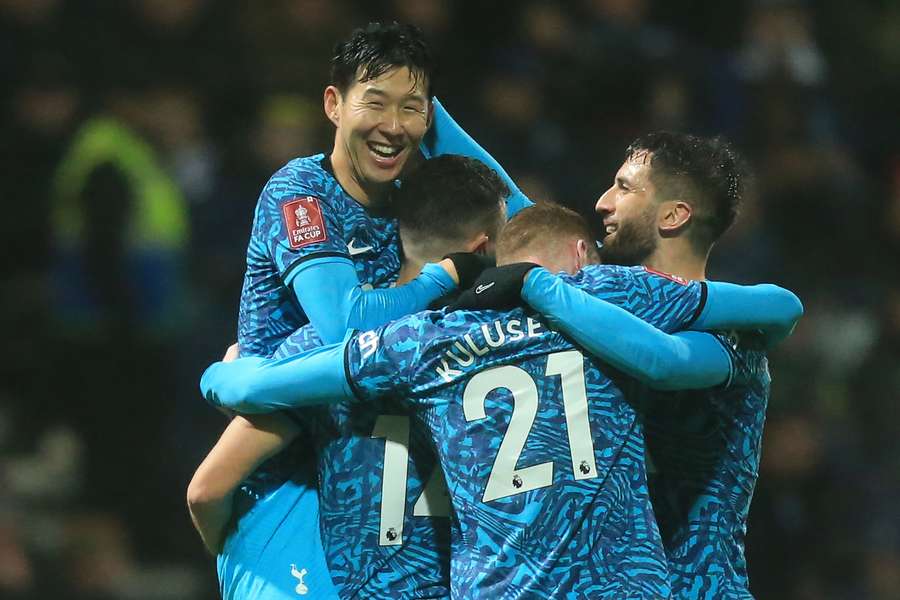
[2,0,899,598]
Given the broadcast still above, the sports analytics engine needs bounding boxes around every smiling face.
[325,66,430,200]
[594,152,661,266]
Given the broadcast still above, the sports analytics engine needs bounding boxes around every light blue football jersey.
[224,153,401,598]
[274,324,452,599]
[644,331,770,599]
[347,265,708,598]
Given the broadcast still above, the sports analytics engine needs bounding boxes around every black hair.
[330,22,435,96]
[393,155,508,243]
[626,132,749,253]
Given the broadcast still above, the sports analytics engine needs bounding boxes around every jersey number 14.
[371,415,450,546]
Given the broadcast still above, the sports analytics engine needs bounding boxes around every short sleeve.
[568,265,707,333]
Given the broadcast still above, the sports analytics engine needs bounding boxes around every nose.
[595,185,615,216]
[380,108,402,138]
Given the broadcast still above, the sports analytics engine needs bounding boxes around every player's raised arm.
[420,97,533,218]
[187,413,300,554]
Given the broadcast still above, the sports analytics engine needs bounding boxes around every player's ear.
[575,238,590,269]
[425,98,435,131]
[658,200,692,233]
[324,86,342,127]
[467,232,490,255]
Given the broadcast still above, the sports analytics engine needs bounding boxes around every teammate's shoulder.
[277,153,329,177]
[379,308,448,342]
[640,266,692,286]
[560,263,638,287]
[261,153,331,198]
[373,307,479,358]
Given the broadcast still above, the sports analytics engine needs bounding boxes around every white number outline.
[371,415,450,546]
[463,350,599,503]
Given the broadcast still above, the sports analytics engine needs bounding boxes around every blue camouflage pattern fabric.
[644,331,770,599]
[273,325,452,599]
[347,265,708,599]
[238,153,401,358]
[228,153,402,598]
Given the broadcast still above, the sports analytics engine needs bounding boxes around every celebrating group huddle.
[187,22,803,600]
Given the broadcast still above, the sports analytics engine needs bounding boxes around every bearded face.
[598,199,659,266]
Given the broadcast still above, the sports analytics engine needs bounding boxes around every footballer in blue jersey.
[503,132,798,598]
[197,20,541,599]
[272,156,508,598]
[211,24,449,600]
[585,132,779,599]
[201,205,801,599]
[643,331,770,600]
[345,208,711,599]
[202,204,691,598]
[212,417,339,600]
[346,276,699,598]
[191,154,509,598]
[282,323,455,598]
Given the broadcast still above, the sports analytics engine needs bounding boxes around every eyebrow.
[362,87,427,104]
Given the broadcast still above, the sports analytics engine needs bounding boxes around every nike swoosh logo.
[347,239,374,256]
[475,282,495,294]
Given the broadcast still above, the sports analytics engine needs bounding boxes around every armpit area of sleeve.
[343,334,369,402]
[711,333,736,388]
[684,281,709,328]
[281,252,353,286]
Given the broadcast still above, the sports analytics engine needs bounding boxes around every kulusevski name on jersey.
[358,314,549,385]
[347,265,708,598]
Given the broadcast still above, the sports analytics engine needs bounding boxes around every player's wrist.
[437,257,459,285]
[442,253,494,290]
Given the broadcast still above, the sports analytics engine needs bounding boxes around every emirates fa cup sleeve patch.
[282,196,329,249]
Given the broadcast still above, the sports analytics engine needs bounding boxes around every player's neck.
[330,145,391,207]
[397,257,426,285]
[644,239,708,281]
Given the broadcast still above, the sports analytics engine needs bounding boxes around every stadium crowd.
[1,0,898,598]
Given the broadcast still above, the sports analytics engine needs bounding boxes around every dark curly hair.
[393,155,508,245]
[626,132,750,253]
[331,22,435,96]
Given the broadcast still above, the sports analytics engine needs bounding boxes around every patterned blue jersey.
[238,153,401,358]
[644,332,770,599]
[230,153,401,597]
[348,265,708,599]
[218,439,337,599]
[274,325,452,599]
